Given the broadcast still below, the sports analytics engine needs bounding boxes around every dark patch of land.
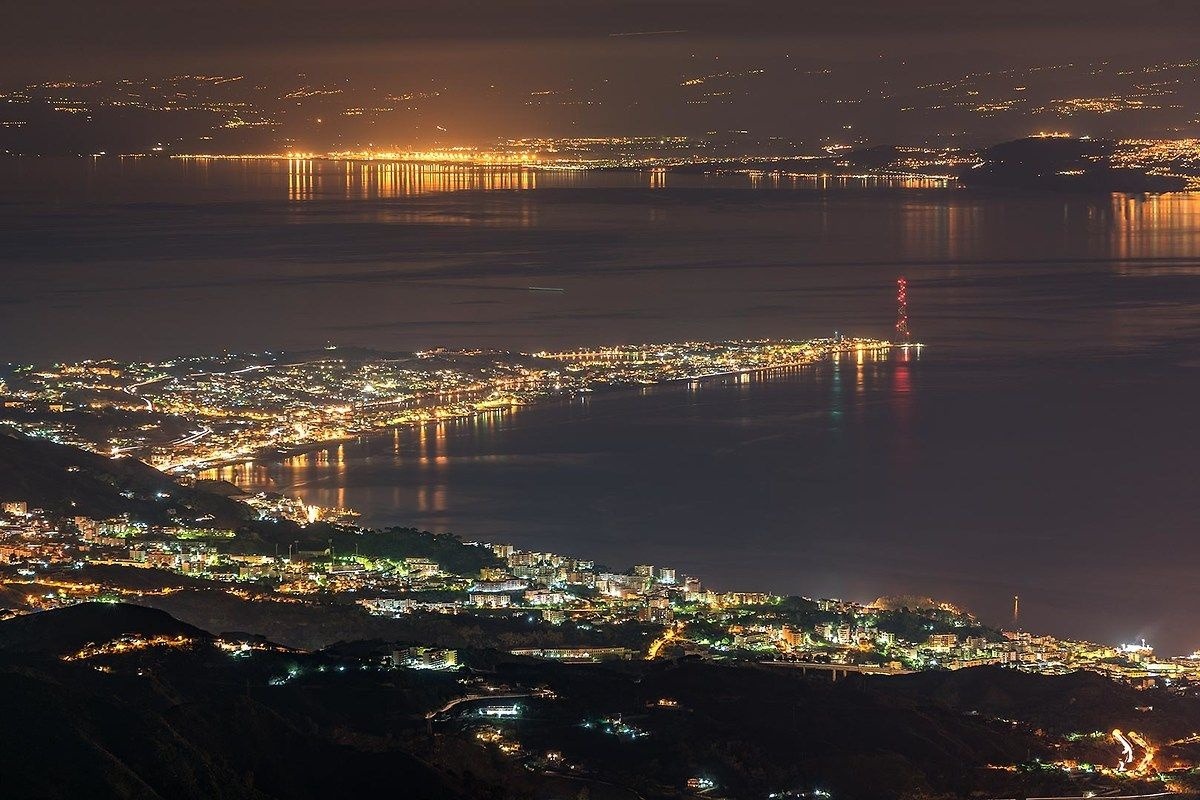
[3,604,1199,799]
[0,427,255,527]
[960,136,1187,192]
[139,587,656,653]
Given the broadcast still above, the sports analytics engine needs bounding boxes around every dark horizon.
[11,1,1200,61]
[5,2,1200,153]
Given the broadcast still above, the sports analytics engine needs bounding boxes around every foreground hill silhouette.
[961,136,1187,192]
[1,436,1198,797]
[0,428,255,527]
[0,601,207,656]
[880,664,1200,743]
[0,604,465,800]
[3,604,1199,799]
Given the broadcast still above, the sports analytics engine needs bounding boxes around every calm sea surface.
[4,158,1200,651]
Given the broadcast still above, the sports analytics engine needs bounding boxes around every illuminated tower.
[895,277,911,343]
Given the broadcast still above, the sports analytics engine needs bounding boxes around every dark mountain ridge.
[0,601,207,657]
[961,136,1187,192]
[3,604,1198,799]
[0,427,256,527]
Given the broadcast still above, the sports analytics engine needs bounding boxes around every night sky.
[11,1,1200,62]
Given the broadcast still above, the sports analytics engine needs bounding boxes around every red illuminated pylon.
[895,277,911,343]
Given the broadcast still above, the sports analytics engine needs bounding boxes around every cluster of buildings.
[0,348,536,469]
[0,338,892,473]
[5,495,1200,688]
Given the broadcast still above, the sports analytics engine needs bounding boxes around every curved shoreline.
[204,343,909,481]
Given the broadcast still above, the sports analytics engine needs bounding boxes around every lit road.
[171,425,213,447]
[646,625,680,658]
[1114,729,1135,771]
[123,375,170,412]
[425,692,532,720]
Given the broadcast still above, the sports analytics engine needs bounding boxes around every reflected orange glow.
[194,156,544,201]
[1110,193,1200,267]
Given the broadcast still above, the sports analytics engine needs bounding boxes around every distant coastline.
[221,343,915,479]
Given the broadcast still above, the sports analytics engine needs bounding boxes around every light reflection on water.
[9,158,1200,651]
[284,159,544,201]
[2,155,954,203]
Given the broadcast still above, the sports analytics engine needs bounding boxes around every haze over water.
[6,157,1200,652]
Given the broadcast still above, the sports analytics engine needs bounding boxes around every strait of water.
[5,157,1200,652]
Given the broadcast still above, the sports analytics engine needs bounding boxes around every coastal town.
[13,7,1200,796]
[0,336,1196,689]
[1,495,1197,688]
[3,335,1200,796]
[0,337,895,471]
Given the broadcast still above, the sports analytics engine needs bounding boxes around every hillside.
[961,136,1187,192]
[0,604,463,800]
[3,604,1199,799]
[872,663,1200,740]
[0,428,256,527]
[0,602,208,656]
